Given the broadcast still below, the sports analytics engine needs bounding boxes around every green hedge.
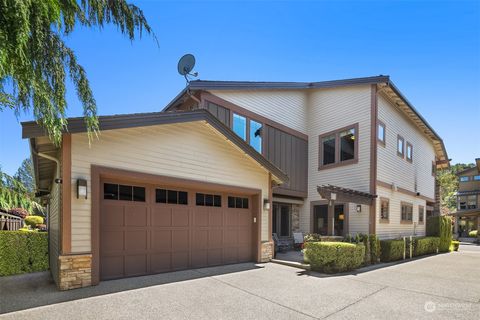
[413,237,440,256]
[468,230,477,237]
[380,239,404,262]
[0,231,48,276]
[426,216,452,252]
[304,241,364,273]
[344,234,381,265]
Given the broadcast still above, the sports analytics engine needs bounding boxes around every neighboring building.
[454,159,480,237]
[22,75,449,289]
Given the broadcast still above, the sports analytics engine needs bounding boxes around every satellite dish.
[177,54,196,76]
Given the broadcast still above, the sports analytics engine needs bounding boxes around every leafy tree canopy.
[14,157,35,194]
[437,163,475,213]
[0,0,155,145]
[0,167,43,214]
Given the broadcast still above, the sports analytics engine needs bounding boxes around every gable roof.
[163,75,449,168]
[22,109,288,191]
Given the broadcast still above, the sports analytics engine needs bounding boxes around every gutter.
[30,139,61,184]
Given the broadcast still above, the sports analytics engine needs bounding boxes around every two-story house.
[21,75,448,289]
[454,159,480,237]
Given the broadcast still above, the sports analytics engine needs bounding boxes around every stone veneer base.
[58,254,92,290]
[260,241,274,262]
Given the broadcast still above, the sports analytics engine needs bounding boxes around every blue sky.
[1,0,479,175]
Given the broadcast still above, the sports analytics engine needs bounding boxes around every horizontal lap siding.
[376,185,426,239]
[300,86,372,232]
[210,90,308,134]
[49,178,60,283]
[377,94,435,200]
[70,121,270,253]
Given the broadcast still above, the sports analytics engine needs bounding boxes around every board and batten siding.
[376,185,426,239]
[300,85,372,233]
[210,90,308,134]
[377,94,436,200]
[48,173,61,283]
[264,125,308,196]
[70,121,271,253]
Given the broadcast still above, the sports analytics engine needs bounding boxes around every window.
[380,198,389,220]
[397,135,404,158]
[401,203,413,222]
[228,196,249,209]
[104,183,145,202]
[458,195,477,210]
[432,161,436,176]
[406,142,413,162]
[196,193,221,207]
[155,189,188,205]
[459,176,469,182]
[319,124,358,169]
[322,134,336,165]
[249,119,263,153]
[474,175,480,181]
[377,121,386,146]
[340,128,356,161]
[418,205,424,223]
[232,113,247,140]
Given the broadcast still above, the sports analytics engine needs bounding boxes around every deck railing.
[0,212,23,231]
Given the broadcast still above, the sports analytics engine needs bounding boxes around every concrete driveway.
[1,244,479,319]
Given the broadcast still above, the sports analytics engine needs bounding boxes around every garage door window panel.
[156,188,188,205]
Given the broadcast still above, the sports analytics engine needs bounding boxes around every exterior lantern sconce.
[356,204,362,213]
[263,199,271,210]
[77,179,87,199]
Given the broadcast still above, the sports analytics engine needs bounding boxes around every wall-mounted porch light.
[263,198,271,210]
[77,179,87,199]
[356,204,362,213]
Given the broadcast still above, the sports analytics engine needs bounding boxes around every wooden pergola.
[317,185,377,236]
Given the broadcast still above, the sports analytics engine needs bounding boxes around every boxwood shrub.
[380,239,404,262]
[450,240,460,251]
[426,216,452,252]
[0,231,48,276]
[304,241,364,273]
[412,237,440,256]
[468,230,477,238]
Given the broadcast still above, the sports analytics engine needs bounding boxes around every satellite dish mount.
[177,54,198,84]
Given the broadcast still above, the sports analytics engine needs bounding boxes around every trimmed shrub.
[344,234,380,265]
[304,233,322,242]
[450,240,460,251]
[369,234,381,264]
[380,239,404,262]
[468,230,477,238]
[413,237,440,256]
[426,216,452,253]
[304,241,364,273]
[24,216,44,228]
[0,231,48,276]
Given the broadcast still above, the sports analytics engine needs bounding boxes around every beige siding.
[70,121,270,253]
[49,176,60,283]
[377,94,436,200]
[210,90,308,134]
[348,203,370,235]
[300,85,372,232]
[376,185,426,239]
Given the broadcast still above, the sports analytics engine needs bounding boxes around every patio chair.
[272,233,290,254]
[293,232,304,250]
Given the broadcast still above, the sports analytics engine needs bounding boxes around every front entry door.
[313,204,345,236]
[272,203,291,237]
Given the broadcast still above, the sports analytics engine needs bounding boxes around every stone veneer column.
[291,204,301,233]
[58,254,92,290]
[260,241,273,262]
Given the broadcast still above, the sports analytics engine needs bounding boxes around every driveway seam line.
[193,269,319,320]
[321,286,388,319]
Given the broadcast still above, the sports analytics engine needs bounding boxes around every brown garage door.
[100,181,253,280]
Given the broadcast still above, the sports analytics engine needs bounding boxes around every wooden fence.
[0,212,23,231]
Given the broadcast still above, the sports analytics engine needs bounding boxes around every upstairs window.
[377,121,386,146]
[406,142,413,163]
[232,113,247,140]
[401,202,413,222]
[322,134,336,165]
[380,198,389,220]
[474,175,480,181]
[458,195,477,210]
[249,119,263,153]
[340,128,356,161]
[319,124,358,169]
[397,135,404,158]
[459,176,469,182]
